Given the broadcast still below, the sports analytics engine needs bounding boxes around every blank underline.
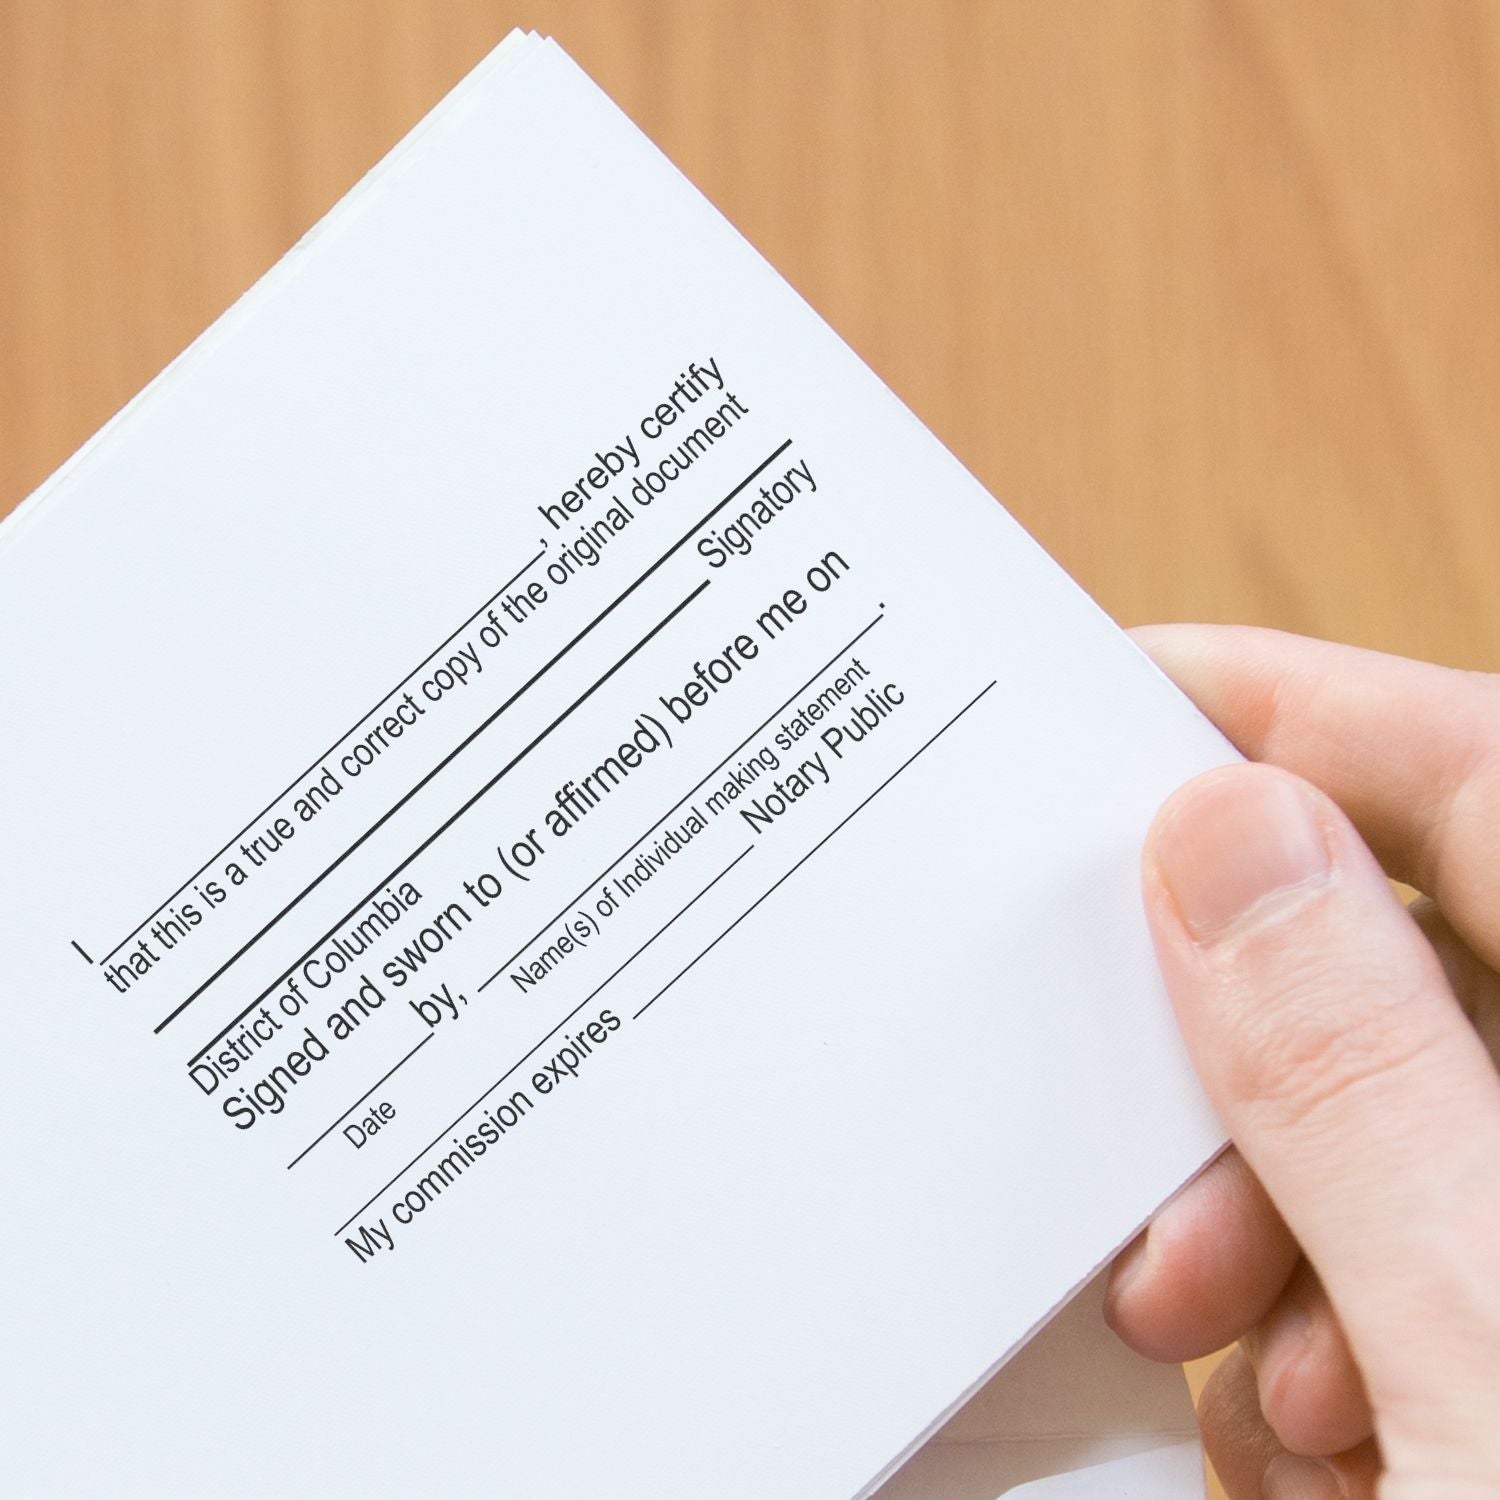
[476,610,885,993]
[634,679,998,1020]
[285,1034,434,1171]
[333,844,754,1236]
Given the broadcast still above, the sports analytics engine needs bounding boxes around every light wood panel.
[4,1,1497,668]
[5,5,1498,1495]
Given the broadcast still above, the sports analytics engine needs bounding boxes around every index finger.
[1130,624,1500,970]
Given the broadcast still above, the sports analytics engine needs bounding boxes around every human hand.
[1105,625,1500,1499]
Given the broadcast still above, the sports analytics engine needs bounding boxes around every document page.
[1,33,1230,1498]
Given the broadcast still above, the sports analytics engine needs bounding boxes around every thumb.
[1144,763,1500,1475]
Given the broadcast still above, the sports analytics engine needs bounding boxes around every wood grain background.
[4,3,1498,1495]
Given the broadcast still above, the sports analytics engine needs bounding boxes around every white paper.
[1,33,1227,1497]
[877,1271,1203,1497]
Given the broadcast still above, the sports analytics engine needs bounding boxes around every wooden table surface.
[4,4,1498,1495]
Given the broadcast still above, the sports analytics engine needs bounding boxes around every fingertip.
[1143,763,1335,947]
[1127,621,1276,693]
[1127,620,1226,660]
[1102,1230,1152,1340]
[1105,1151,1299,1363]
[1248,1266,1373,1460]
[1125,622,1177,654]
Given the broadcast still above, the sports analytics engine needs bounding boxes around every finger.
[1130,623,1500,970]
[1106,1147,1298,1361]
[1199,1346,1381,1500]
[1409,899,1500,1064]
[1243,1260,1372,1458]
[1145,762,1500,1467]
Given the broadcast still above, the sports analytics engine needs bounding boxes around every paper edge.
[0,27,543,557]
[853,1141,1228,1497]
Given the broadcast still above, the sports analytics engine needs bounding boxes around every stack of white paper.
[0,31,1231,1497]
